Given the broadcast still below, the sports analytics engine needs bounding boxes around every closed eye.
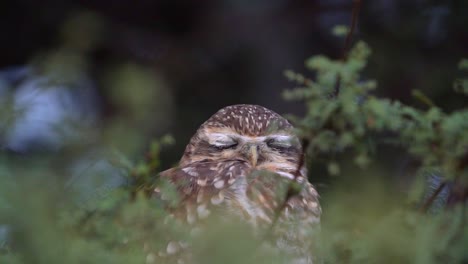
[207,133,238,150]
[265,136,297,150]
[211,141,238,150]
[266,139,290,150]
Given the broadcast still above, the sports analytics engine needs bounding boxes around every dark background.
[0,0,467,170]
[0,2,466,260]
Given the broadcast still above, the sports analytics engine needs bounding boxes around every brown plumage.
[155,104,321,263]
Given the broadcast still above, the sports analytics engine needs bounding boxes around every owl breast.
[159,159,320,230]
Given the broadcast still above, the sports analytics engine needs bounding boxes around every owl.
[155,104,321,263]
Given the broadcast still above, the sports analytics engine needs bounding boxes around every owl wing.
[245,171,321,263]
[244,170,321,225]
[275,183,321,263]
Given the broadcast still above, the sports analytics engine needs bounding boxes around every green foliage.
[1,21,467,264]
[284,45,467,183]
[284,32,467,262]
[331,25,350,37]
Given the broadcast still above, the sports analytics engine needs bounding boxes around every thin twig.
[267,0,362,236]
[266,139,309,236]
[333,0,362,98]
[419,181,447,213]
[342,0,362,61]
[411,89,436,108]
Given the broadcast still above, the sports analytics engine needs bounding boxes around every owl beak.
[248,145,258,167]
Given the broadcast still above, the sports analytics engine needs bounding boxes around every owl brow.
[207,132,295,144]
[266,135,298,146]
[267,135,294,141]
[207,133,237,146]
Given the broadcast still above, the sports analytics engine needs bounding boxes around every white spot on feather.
[276,171,294,179]
[186,206,197,225]
[211,192,224,205]
[187,213,196,225]
[214,180,225,189]
[197,204,210,219]
[197,178,207,186]
[182,167,198,176]
[166,241,180,255]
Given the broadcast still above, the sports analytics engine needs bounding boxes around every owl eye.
[207,133,238,150]
[210,141,238,150]
[266,136,296,150]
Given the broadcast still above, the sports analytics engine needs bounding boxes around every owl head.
[180,105,303,179]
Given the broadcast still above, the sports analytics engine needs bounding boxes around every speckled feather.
[154,104,321,263]
[159,160,320,227]
[180,104,293,166]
